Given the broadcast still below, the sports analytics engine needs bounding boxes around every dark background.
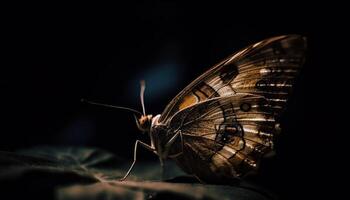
[1,2,344,199]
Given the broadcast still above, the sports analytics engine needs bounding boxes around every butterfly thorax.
[150,114,168,156]
[138,114,169,158]
[137,114,167,149]
[150,114,162,127]
[148,114,182,159]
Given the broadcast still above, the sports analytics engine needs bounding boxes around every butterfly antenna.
[81,99,142,115]
[140,80,146,116]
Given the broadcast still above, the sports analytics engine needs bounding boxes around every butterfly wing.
[168,94,277,181]
[159,35,306,182]
[159,35,306,124]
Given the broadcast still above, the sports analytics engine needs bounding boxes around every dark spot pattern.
[240,103,251,112]
[219,63,238,84]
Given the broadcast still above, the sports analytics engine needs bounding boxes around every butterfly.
[83,35,306,183]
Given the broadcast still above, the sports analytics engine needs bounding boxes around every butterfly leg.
[120,140,155,181]
[157,131,183,180]
[167,131,184,158]
[158,156,165,180]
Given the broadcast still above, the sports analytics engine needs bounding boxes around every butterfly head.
[135,80,154,133]
[135,114,153,132]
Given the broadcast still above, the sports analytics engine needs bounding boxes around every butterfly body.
[123,35,306,183]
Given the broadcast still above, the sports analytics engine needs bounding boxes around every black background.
[1,2,344,199]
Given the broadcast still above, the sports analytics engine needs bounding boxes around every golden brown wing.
[159,35,306,124]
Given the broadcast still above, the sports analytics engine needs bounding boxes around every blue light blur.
[129,61,183,102]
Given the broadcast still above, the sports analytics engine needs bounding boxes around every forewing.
[160,35,306,124]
